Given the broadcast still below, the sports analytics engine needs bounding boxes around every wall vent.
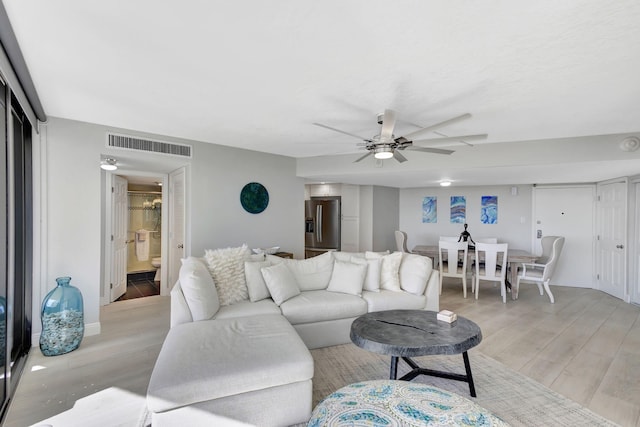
[107,133,192,158]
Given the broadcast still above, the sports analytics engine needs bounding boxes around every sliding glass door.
[0,76,33,421]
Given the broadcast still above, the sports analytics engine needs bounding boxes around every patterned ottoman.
[308,380,509,426]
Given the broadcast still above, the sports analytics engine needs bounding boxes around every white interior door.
[110,175,128,302]
[596,180,627,300]
[168,167,186,291]
[533,186,595,287]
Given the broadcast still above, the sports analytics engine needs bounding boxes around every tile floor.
[116,271,160,301]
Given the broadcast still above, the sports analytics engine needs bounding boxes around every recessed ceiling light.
[440,181,452,187]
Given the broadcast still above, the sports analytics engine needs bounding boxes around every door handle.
[177,244,184,249]
[616,244,624,249]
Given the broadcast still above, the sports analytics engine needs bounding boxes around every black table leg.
[390,356,399,379]
[463,351,476,397]
[393,353,477,397]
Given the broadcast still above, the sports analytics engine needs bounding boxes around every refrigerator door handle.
[316,205,323,242]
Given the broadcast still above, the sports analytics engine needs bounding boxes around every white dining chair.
[395,230,410,253]
[474,242,509,303]
[516,236,565,303]
[438,240,469,298]
[469,238,497,291]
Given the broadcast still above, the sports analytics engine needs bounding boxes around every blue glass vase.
[39,276,84,356]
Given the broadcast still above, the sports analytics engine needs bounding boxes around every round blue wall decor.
[240,182,269,214]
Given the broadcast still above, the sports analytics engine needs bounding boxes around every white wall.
[372,186,400,252]
[399,185,533,251]
[36,117,304,337]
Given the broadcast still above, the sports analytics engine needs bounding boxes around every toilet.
[151,257,162,282]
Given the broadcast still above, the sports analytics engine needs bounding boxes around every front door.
[533,185,595,287]
[596,180,627,300]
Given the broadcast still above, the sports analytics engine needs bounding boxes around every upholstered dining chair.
[473,243,509,303]
[438,240,469,297]
[395,230,410,253]
[516,236,565,303]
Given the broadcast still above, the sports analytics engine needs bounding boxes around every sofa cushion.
[366,251,402,291]
[362,289,427,312]
[284,251,334,291]
[244,260,271,302]
[261,262,300,305]
[214,299,281,320]
[326,261,367,296]
[350,256,382,292]
[147,314,313,413]
[280,290,368,325]
[399,253,432,296]
[179,257,220,321]
[204,245,252,306]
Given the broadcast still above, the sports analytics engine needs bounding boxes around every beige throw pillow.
[204,244,252,306]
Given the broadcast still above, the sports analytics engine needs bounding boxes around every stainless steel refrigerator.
[305,197,341,257]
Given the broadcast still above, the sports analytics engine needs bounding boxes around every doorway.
[103,165,187,306]
[105,173,167,303]
[120,177,164,301]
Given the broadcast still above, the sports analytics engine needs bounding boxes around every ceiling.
[4,1,640,187]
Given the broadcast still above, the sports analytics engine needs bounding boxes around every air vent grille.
[107,133,192,158]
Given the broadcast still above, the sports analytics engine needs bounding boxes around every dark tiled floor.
[116,271,159,301]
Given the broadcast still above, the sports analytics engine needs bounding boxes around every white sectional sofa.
[147,248,439,426]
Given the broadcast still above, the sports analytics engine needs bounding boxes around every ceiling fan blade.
[393,150,408,163]
[379,109,397,142]
[402,113,472,140]
[405,146,455,155]
[354,151,373,163]
[412,134,488,145]
[313,123,372,142]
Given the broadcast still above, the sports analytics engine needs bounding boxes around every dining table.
[412,245,539,300]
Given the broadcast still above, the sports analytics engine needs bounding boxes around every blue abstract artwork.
[422,197,437,223]
[450,196,466,223]
[481,196,498,224]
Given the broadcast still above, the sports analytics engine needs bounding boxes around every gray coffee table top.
[350,310,482,358]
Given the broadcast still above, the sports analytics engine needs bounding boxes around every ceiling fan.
[313,110,488,163]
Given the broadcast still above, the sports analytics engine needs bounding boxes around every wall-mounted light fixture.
[100,158,118,171]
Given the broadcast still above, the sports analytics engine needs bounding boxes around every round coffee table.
[350,310,482,397]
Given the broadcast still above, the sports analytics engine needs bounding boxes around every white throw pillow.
[204,244,252,306]
[366,251,403,291]
[179,257,220,321]
[261,263,300,306]
[284,251,334,291]
[351,256,382,292]
[399,253,432,296]
[326,261,367,296]
[244,260,271,302]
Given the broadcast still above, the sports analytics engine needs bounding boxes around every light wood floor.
[3,281,640,426]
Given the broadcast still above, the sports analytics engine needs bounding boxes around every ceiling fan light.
[374,147,394,159]
[100,158,118,171]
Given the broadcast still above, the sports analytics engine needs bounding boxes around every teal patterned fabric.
[308,380,510,426]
